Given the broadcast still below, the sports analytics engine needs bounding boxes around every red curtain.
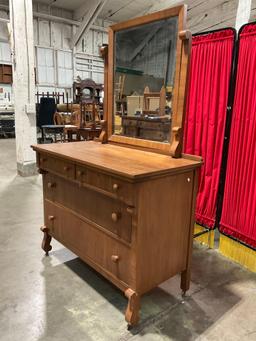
[184,29,235,228]
[220,24,256,249]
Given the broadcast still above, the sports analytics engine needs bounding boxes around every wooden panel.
[0,12,9,42]
[57,50,73,87]
[37,47,55,85]
[39,154,75,179]
[33,18,38,45]
[187,0,238,33]
[136,170,194,294]
[63,24,72,50]
[33,141,202,181]
[93,30,103,55]
[0,43,11,63]
[139,129,167,142]
[44,200,136,287]
[43,173,133,243]
[250,0,256,22]
[76,165,135,205]
[2,75,12,84]
[0,64,12,84]
[3,65,12,75]
[51,22,63,49]
[38,19,51,46]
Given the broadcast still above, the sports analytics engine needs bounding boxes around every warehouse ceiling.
[34,0,162,21]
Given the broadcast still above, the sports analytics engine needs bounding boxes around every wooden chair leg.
[125,288,140,329]
[180,268,190,296]
[40,226,52,256]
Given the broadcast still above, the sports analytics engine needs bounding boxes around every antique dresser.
[32,5,202,328]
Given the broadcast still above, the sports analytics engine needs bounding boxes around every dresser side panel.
[136,170,194,294]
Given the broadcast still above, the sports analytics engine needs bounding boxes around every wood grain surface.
[32,141,201,180]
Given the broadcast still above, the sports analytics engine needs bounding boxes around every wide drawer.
[44,200,135,287]
[76,165,135,206]
[44,173,133,243]
[39,154,75,180]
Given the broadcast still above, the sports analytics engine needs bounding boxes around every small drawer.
[76,166,135,205]
[39,154,75,179]
[44,200,135,287]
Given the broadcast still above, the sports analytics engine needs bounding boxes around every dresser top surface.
[33,141,201,180]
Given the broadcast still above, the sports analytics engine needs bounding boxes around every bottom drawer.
[44,200,135,287]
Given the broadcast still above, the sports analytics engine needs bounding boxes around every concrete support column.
[9,0,37,176]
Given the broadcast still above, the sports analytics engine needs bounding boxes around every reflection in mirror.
[113,16,178,143]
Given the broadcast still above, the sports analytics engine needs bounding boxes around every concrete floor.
[0,138,256,341]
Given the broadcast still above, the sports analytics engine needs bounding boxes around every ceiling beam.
[138,0,182,16]
[74,1,93,21]
[0,4,108,33]
[130,27,160,61]
[71,0,108,48]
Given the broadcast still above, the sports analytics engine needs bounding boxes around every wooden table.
[65,126,102,142]
[41,125,65,143]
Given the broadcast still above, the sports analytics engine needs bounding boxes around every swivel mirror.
[105,6,190,156]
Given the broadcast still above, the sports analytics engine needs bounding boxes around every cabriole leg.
[40,226,52,256]
[125,288,140,329]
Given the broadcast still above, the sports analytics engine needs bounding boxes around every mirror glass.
[113,16,178,143]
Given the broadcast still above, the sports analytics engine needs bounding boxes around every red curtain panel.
[220,24,256,249]
[183,29,235,228]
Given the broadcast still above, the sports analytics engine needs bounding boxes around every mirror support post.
[171,30,192,158]
[99,44,109,144]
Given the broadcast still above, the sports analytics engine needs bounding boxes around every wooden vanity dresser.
[32,5,202,328]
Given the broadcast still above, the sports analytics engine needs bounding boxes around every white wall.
[0,1,109,103]
[32,4,109,100]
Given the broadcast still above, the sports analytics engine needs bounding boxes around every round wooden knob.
[111,255,119,263]
[63,166,69,171]
[113,183,119,192]
[187,177,191,183]
[41,157,47,163]
[77,170,84,176]
[47,182,56,189]
[127,207,134,215]
[48,215,55,221]
[111,212,120,222]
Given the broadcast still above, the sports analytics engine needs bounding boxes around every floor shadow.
[36,244,256,341]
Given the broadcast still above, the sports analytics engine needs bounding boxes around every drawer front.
[44,173,133,243]
[123,126,137,137]
[137,121,170,132]
[122,118,137,127]
[39,154,75,179]
[139,129,168,141]
[76,166,135,206]
[44,200,135,286]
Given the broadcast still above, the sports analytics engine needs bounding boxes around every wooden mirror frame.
[101,5,191,158]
